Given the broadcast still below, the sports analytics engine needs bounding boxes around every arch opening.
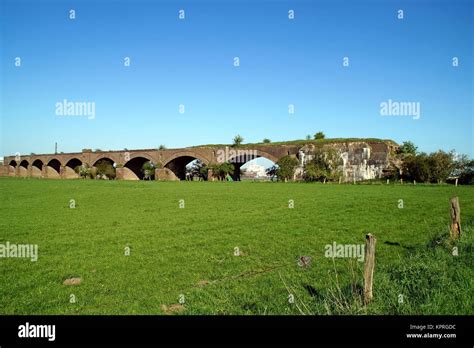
[31,159,44,178]
[93,158,116,179]
[66,158,82,170]
[124,157,152,180]
[229,154,276,181]
[19,160,29,177]
[65,158,83,179]
[165,156,202,180]
[8,160,17,177]
[32,159,43,170]
[47,159,61,175]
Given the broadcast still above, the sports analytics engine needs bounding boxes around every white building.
[244,163,267,178]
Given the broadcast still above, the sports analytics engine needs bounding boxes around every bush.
[314,132,325,140]
[276,156,299,181]
[232,135,244,147]
[304,148,342,182]
[75,164,92,179]
[142,161,155,180]
[95,160,116,179]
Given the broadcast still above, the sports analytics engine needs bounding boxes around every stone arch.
[127,152,156,163]
[19,160,29,177]
[123,156,154,180]
[92,157,114,166]
[92,157,116,179]
[89,153,120,167]
[31,159,44,178]
[8,160,17,177]
[227,149,278,181]
[164,151,211,166]
[163,151,210,180]
[46,158,61,178]
[65,158,82,179]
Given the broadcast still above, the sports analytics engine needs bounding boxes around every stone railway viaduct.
[2,145,291,181]
[2,141,395,181]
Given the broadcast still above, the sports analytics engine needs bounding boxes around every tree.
[402,150,455,183]
[263,138,271,143]
[276,155,299,181]
[266,165,278,181]
[232,135,244,147]
[398,141,418,155]
[428,150,454,183]
[186,160,206,181]
[452,154,474,184]
[95,160,116,179]
[158,145,167,150]
[314,132,325,140]
[199,164,210,180]
[306,135,311,140]
[218,162,235,180]
[142,161,155,180]
[403,153,431,183]
[206,162,235,181]
[304,148,342,182]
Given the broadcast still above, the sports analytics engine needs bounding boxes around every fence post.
[450,197,461,240]
[364,234,376,305]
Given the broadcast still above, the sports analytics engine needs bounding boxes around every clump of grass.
[317,258,363,315]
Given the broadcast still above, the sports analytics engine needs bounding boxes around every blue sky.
[1,0,473,159]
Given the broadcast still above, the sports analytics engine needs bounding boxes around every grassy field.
[0,178,472,315]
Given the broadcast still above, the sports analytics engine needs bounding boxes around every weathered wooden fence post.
[450,197,461,240]
[364,234,376,305]
[455,178,458,187]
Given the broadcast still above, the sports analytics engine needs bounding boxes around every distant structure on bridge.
[241,163,269,179]
[1,140,397,181]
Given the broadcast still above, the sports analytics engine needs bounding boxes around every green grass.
[0,178,472,315]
